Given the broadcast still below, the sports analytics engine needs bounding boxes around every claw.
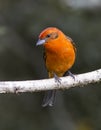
[54,73,61,84]
[68,71,75,80]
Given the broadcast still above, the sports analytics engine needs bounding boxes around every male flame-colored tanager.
[36,27,76,107]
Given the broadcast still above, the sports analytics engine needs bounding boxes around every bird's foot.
[68,71,75,80]
[54,73,61,84]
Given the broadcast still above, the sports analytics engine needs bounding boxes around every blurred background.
[0,0,101,129]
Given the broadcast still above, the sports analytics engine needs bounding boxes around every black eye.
[46,34,51,38]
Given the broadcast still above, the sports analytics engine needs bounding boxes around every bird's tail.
[42,90,56,107]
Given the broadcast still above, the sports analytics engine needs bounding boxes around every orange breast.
[44,38,76,77]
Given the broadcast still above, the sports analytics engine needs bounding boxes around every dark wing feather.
[66,36,77,54]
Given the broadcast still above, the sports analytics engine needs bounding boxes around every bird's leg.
[64,70,75,79]
[53,73,61,84]
[68,70,75,80]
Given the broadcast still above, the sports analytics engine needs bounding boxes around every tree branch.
[0,69,101,93]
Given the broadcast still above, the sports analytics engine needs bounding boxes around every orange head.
[36,27,66,47]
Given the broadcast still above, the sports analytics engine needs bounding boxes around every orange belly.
[45,47,75,77]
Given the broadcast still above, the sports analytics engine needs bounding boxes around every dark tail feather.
[42,90,56,107]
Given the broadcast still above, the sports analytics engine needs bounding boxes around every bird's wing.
[66,35,77,54]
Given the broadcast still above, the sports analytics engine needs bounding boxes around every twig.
[0,69,101,93]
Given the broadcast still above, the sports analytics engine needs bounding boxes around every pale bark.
[0,69,100,93]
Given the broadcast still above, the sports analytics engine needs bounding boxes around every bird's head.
[36,27,62,46]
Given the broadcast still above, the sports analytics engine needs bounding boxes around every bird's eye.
[46,34,51,38]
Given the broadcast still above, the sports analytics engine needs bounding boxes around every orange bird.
[36,27,76,107]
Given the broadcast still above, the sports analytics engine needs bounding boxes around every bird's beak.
[36,39,46,46]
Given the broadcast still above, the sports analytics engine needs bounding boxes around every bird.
[36,27,76,107]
